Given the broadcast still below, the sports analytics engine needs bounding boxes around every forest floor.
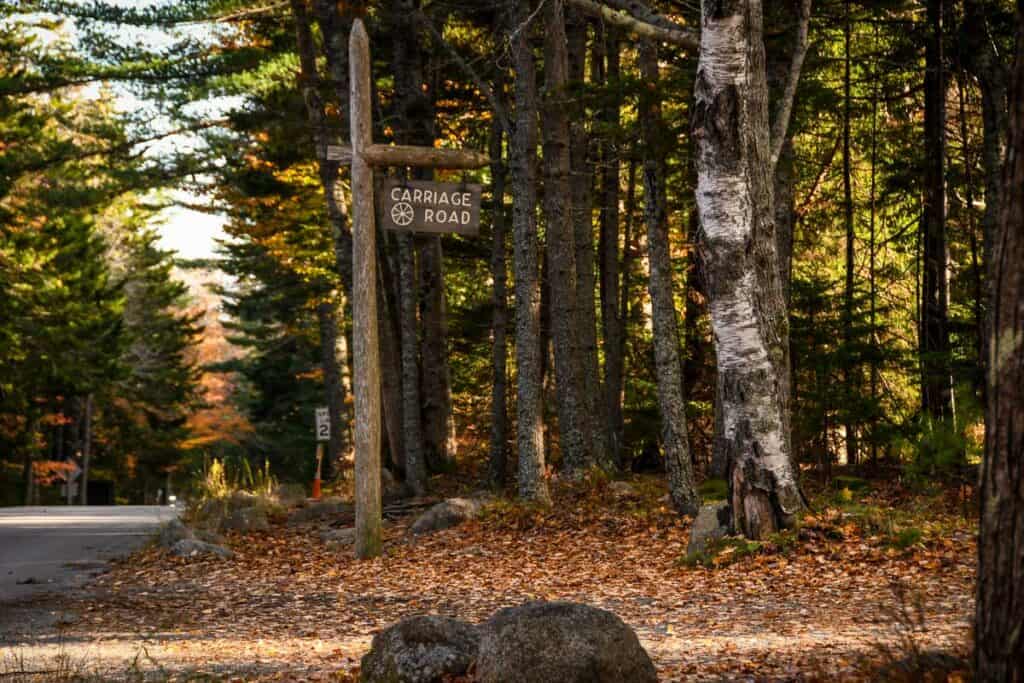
[0,475,975,681]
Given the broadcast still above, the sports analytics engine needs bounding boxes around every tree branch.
[9,120,230,175]
[769,0,812,173]
[565,0,698,50]
[413,10,511,136]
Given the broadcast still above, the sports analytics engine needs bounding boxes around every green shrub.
[196,457,278,503]
[832,475,870,492]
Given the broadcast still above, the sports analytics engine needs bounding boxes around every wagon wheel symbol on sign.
[391,201,414,227]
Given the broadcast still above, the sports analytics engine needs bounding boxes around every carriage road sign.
[380,179,482,235]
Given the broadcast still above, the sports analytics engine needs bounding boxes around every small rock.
[221,506,269,533]
[685,501,732,556]
[157,518,194,548]
[227,490,258,510]
[608,481,639,500]
[381,467,409,503]
[273,482,307,507]
[170,539,234,560]
[360,615,480,683]
[321,527,356,546]
[410,498,482,535]
[476,601,657,683]
[194,529,227,546]
[287,498,351,525]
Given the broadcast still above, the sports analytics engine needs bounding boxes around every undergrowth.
[680,479,973,569]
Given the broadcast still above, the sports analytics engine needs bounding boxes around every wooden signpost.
[346,19,488,559]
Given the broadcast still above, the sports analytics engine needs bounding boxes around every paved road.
[0,506,177,603]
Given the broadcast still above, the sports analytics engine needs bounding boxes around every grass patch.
[680,529,800,568]
[887,527,925,550]
[831,475,871,492]
[697,478,728,502]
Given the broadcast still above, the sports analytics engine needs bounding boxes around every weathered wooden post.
[349,18,381,559]
[343,17,488,559]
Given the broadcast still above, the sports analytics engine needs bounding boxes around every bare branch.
[602,0,687,34]
[566,0,698,50]
[769,0,812,173]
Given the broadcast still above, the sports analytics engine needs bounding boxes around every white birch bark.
[693,0,802,538]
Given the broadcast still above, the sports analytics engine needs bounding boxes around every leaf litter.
[2,479,975,681]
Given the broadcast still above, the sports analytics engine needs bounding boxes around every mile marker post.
[314,406,329,499]
[349,18,382,560]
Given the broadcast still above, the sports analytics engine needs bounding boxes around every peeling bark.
[693,0,802,537]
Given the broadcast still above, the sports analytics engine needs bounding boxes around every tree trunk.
[638,39,699,516]
[715,0,802,482]
[419,237,455,472]
[841,0,858,464]
[567,9,613,471]
[618,153,639,461]
[290,0,356,479]
[542,0,592,476]
[868,21,880,464]
[596,26,626,468]
[22,414,37,507]
[378,234,405,476]
[957,68,986,397]
[391,0,435,493]
[620,153,639,376]
[961,0,1010,402]
[683,208,710,472]
[773,139,796,308]
[316,301,347,479]
[510,0,549,504]
[693,0,802,537]
[398,234,427,495]
[975,11,1023,676]
[79,394,93,505]
[921,0,953,420]
[489,115,510,489]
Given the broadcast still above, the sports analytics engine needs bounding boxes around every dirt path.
[0,489,975,681]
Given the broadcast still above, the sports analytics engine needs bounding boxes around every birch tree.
[693,0,806,537]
